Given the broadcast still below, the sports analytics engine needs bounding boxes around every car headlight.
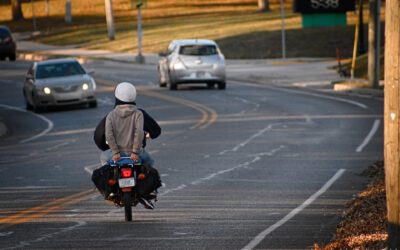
[43,87,51,95]
[82,83,89,91]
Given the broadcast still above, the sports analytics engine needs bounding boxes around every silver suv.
[158,39,226,90]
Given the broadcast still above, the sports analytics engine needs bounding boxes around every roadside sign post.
[351,0,362,79]
[65,0,72,23]
[280,0,286,59]
[135,1,146,64]
[105,0,115,40]
[31,0,37,31]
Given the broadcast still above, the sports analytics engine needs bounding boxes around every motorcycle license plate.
[118,178,136,188]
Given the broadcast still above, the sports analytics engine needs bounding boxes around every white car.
[23,58,97,112]
[158,39,226,90]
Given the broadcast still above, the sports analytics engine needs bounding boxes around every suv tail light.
[4,37,12,43]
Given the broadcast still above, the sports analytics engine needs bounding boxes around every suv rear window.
[179,45,217,56]
[0,27,11,36]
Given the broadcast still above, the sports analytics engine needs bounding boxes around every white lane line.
[192,145,285,186]
[0,103,54,144]
[3,221,87,250]
[230,80,368,109]
[84,163,99,175]
[46,139,76,151]
[160,184,187,196]
[355,119,380,153]
[219,123,282,155]
[241,169,346,250]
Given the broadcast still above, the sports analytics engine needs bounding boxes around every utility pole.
[384,0,400,247]
[105,0,115,40]
[368,0,380,88]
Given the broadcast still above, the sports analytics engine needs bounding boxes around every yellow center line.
[0,189,94,229]
[9,191,95,226]
[95,78,217,130]
[139,88,217,130]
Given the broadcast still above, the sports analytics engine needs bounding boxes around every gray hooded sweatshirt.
[105,105,144,155]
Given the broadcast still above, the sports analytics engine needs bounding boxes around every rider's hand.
[130,153,139,162]
[112,153,121,162]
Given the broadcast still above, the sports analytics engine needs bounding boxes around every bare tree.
[11,0,24,21]
[258,0,271,12]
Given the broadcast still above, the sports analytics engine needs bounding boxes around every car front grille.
[187,65,214,70]
[53,85,79,93]
[56,99,80,104]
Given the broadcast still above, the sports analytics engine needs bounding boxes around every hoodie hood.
[115,105,137,118]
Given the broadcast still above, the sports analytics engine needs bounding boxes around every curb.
[333,83,383,98]
[17,51,158,66]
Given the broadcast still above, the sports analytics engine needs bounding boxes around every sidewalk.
[17,40,160,65]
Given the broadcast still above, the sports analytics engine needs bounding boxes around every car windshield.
[36,62,86,79]
[179,45,217,56]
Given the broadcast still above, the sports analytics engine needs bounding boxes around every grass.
[0,0,385,59]
[340,46,385,80]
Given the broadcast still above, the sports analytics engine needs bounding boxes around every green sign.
[131,0,147,9]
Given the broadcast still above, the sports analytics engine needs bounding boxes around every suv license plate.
[118,178,136,188]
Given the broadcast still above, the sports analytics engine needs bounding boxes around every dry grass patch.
[317,161,387,249]
[0,0,385,58]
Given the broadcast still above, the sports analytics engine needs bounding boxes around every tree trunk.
[11,0,24,21]
[258,0,271,12]
[368,0,380,88]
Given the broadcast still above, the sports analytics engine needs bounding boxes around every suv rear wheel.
[9,53,16,61]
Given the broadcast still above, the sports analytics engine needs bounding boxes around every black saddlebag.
[91,164,117,199]
[135,164,162,197]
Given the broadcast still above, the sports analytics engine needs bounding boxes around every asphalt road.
[0,59,383,249]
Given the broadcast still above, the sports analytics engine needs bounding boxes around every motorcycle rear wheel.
[123,191,132,221]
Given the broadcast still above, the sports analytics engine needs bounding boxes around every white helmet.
[115,82,137,102]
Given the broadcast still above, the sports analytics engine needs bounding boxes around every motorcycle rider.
[101,82,154,209]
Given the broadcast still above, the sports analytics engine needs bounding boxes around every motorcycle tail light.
[121,168,132,178]
[108,179,116,186]
[138,173,146,180]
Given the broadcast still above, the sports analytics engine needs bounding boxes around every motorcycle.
[92,155,161,222]
[108,156,143,221]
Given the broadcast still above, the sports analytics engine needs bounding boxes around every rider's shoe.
[106,192,116,200]
[148,192,158,199]
[139,198,154,209]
